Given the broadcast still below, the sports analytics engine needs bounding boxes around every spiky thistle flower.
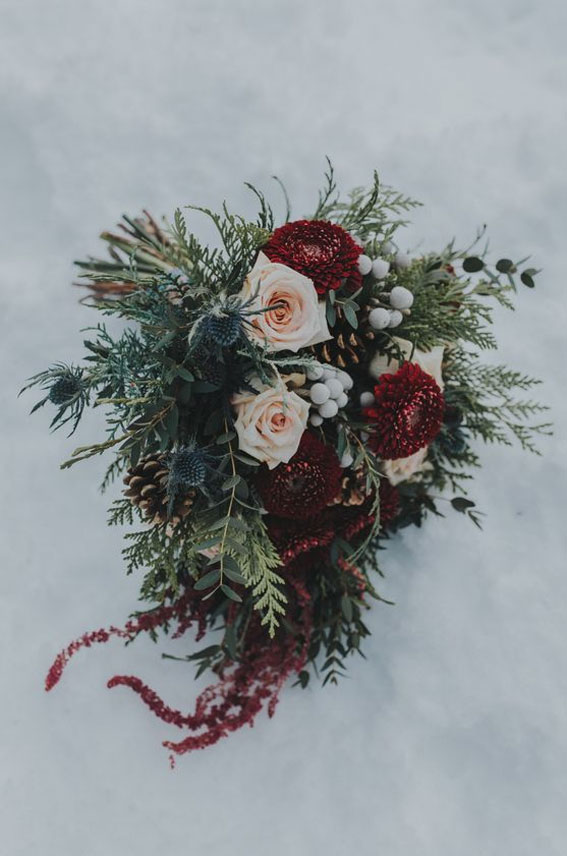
[166,443,218,518]
[20,363,89,435]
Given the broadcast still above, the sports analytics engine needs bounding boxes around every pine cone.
[330,467,372,507]
[311,306,375,369]
[123,455,195,525]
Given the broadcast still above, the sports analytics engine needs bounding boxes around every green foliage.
[235,515,287,637]
[312,158,421,251]
[444,349,551,454]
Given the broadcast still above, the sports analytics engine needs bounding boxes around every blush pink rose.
[231,377,310,469]
[240,252,331,352]
[382,446,432,486]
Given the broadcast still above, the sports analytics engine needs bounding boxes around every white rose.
[382,446,432,486]
[369,337,445,390]
[231,377,310,469]
[240,251,331,352]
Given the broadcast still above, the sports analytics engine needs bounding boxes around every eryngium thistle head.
[48,374,83,405]
[203,311,242,347]
[169,447,207,487]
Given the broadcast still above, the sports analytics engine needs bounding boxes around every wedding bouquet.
[23,164,549,760]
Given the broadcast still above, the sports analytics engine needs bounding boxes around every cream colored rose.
[369,337,445,390]
[382,446,432,486]
[231,377,310,469]
[240,251,331,352]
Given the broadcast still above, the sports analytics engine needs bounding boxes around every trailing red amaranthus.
[47,591,312,758]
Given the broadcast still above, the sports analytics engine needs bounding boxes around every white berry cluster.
[357,252,414,331]
[307,364,353,426]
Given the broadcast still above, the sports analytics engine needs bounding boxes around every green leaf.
[157,422,171,452]
[226,516,248,532]
[463,257,484,273]
[451,497,476,513]
[177,381,192,405]
[129,441,142,468]
[223,624,238,660]
[216,431,236,445]
[192,537,220,552]
[186,644,221,660]
[234,452,261,466]
[166,405,179,440]
[194,380,221,393]
[223,559,246,585]
[155,331,177,349]
[221,584,242,603]
[341,595,353,623]
[520,271,535,288]
[336,427,347,460]
[326,299,337,327]
[342,302,358,329]
[194,568,221,590]
[235,479,249,500]
[222,474,241,490]
[176,366,195,382]
[223,536,248,555]
[207,517,229,531]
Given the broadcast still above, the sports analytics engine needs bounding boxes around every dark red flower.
[363,362,444,459]
[263,219,363,295]
[256,431,342,519]
[379,479,400,528]
[336,498,377,542]
[266,512,335,566]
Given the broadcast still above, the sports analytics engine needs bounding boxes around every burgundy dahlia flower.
[263,219,363,295]
[256,431,342,519]
[364,362,444,459]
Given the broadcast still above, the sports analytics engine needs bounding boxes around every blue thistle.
[202,311,242,347]
[49,374,83,405]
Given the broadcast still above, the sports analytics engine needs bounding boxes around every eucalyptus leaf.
[194,568,221,590]
[520,272,535,288]
[342,302,359,329]
[463,257,484,273]
[221,584,242,603]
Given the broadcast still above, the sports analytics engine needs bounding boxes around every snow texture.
[1,1,566,854]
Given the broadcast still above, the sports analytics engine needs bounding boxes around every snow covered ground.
[1,1,566,854]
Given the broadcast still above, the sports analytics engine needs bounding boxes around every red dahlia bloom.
[363,362,445,459]
[263,219,363,295]
[256,431,342,519]
[337,499,377,542]
[266,513,335,566]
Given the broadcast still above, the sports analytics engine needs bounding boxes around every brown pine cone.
[329,467,372,507]
[123,455,195,525]
[311,306,375,369]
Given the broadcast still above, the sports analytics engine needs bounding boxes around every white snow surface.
[1,2,566,854]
